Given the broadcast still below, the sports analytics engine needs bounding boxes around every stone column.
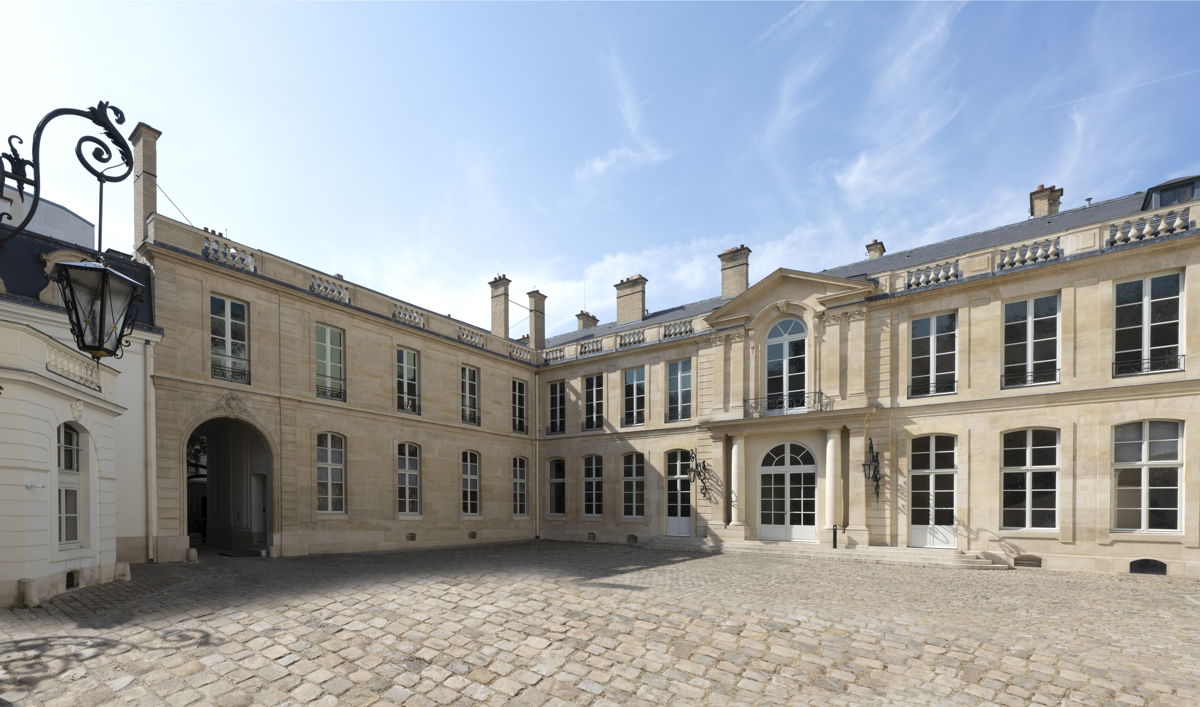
[845,430,870,546]
[730,435,745,526]
[824,427,843,542]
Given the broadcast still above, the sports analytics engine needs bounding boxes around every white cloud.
[575,48,670,181]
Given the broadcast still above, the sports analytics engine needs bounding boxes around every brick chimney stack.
[718,245,751,298]
[576,310,598,330]
[1030,184,1063,218]
[866,239,886,259]
[615,275,647,324]
[489,275,510,338]
[527,290,546,349]
[130,123,162,244]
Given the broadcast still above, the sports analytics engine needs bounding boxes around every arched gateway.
[186,418,272,554]
[758,443,817,542]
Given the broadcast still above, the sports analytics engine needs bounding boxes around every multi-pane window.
[765,319,806,412]
[461,366,480,425]
[910,435,955,527]
[397,443,420,514]
[461,450,480,515]
[548,381,565,435]
[583,455,603,517]
[1003,295,1059,387]
[623,452,645,518]
[623,367,645,426]
[1113,421,1181,531]
[548,459,566,515]
[1114,274,1182,376]
[583,374,604,430]
[512,380,527,433]
[910,313,956,396]
[210,295,249,383]
[57,424,81,544]
[396,348,420,414]
[911,434,956,472]
[1001,429,1058,529]
[315,325,346,400]
[666,359,692,422]
[316,433,346,513]
[512,457,528,515]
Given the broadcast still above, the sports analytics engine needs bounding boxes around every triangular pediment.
[705,268,876,328]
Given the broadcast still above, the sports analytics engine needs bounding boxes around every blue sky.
[7,1,1200,336]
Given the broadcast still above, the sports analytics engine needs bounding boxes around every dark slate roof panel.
[545,295,727,348]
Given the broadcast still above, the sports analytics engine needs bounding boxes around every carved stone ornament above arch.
[748,300,810,333]
[70,399,85,422]
[211,392,248,418]
[37,249,90,306]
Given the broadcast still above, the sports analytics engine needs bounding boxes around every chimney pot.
[865,239,886,259]
[614,275,648,324]
[576,310,599,330]
[1030,184,1063,218]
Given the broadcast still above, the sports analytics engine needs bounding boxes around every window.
[210,295,249,383]
[1003,295,1059,387]
[1147,178,1196,209]
[1001,429,1058,529]
[583,374,604,430]
[315,324,346,400]
[666,359,692,421]
[622,367,645,426]
[547,381,565,435]
[910,313,956,396]
[57,424,82,544]
[316,433,346,513]
[512,457,527,515]
[461,450,480,515]
[461,366,480,425]
[396,348,420,414]
[623,453,645,518]
[1114,273,1182,376]
[765,319,806,412]
[397,443,420,514]
[583,455,603,517]
[1113,421,1181,531]
[911,434,956,471]
[548,459,566,515]
[512,380,527,433]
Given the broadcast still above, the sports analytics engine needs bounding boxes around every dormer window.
[1143,177,1198,210]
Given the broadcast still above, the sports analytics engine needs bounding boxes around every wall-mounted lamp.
[862,437,881,498]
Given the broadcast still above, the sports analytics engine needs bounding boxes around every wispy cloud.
[1042,67,1200,110]
[575,48,670,181]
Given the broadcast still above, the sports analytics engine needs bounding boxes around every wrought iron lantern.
[686,449,713,501]
[862,437,881,498]
[2,101,144,359]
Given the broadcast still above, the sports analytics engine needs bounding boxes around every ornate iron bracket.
[687,449,714,502]
[1,101,133,249]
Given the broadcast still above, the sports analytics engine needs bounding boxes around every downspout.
[533,363,541,540]
[144,338,157,562]
[277,295,284,558]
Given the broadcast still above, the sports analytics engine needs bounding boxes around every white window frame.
[1000,428,1059,530]
[666,359,692,422]
[57,424,82,545]
[462,450,480,515]
[396,348,420,415]
[210,295,250,383]
[315,324,346,400]
[512,457,528,516]
[548,459,566,516]
[317,432,346,513]
[397,443,420,515]
[512,380,527,433]
[583,374,604,430]
[548,381,565,435]
[1112,420,1182,532]
[910,312,957,397]
[622,367,645,426]
[623,452,645,518]
[1114,273,1183,376]
[764,319,807,413]
[461,366,480,425]
[1002,294,1059,388]
[583,455,603,517]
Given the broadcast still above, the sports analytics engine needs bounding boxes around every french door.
[758,467,817,541]
[909,471,956,548]
[666,451,691,536]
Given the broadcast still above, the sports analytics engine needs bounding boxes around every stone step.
[643,538,1010,570]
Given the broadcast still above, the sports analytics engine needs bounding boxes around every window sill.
[1000,381,1060,391]
[317,511,348,519]
[1112,368,1185,379]
[998,529,1059,539]
[1108,530,1183,540]
[460,514,482,520]
[395,513,423,520]
[582,515,604,520]
[545,514,567,520]
[908,391,957,399]
[620,422,646,429]
[620,516,646,523]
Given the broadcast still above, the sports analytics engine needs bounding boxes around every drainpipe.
[144,338,157,562]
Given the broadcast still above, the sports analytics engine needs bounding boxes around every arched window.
[758,443,816,536]
[909,435,956,545]
[397,443,420,514]
[761,443,816,467]
[765,319,806,413]
[622,453,645,518]
[57,423,84,544]
[1001,429,1058,529]
[583,455,603,517]
[317,433,346,513]
[461,451,480,515]
[512,457,528,516]
[1113,420,1181,531]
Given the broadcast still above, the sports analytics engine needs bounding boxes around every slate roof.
[545,295,727,348]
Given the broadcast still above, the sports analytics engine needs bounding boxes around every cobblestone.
[2,541,1199,704]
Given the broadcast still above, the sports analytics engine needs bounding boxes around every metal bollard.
[832,524,838,549]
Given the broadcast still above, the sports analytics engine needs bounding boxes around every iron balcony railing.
[664,408,692,423]
[908,380,957,398]
[461,409,481,426]
[211,358,250,384]
[397,397,421,415]
[1113,354,1185,377]
[744,391,831,417]
[582,418,604,431]
[1001,369,1061,388]
[622,411,645,427]
[316,374,345,401]
[546,420,565,435]
[513,419,527,434]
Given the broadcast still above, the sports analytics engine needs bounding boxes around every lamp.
[862,437,881,498]
[53,260,144,359]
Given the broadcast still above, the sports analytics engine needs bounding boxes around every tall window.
[1001,429,1058,529]
[583,455,603,517]
[1113,421,1181,531]
[512,457,528,515]
[548,381,565,435]
[397,443,420,514]
[396,348,420,414]
[623,452,645,518]
[548,459,566,515]
[911,434,956,472]
[461,366,480,425]
[583,374,604,430]
[666,359,692,422]
[315,324,346,401]
[317,433,346,513]
[623,367,645,426]
[57,424,81,544]
[1114,273,1182,376]
[512,380,527,433]
[1003,295,1059,387]
[461,450,480,515]
[210,295,249,383]
[911,313,956,396]
[765,319,806,412]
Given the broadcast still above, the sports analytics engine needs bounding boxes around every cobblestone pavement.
[2,542,1199,706]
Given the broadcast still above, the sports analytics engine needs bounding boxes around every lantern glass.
[53,261,144,358]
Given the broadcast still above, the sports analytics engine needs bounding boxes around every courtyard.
[1,542,1198,706]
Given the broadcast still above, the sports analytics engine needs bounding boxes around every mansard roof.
[545,295,727,348]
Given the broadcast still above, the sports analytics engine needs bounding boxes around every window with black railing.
[582,419,604,431]
[1114,273,1183,377]
[512,379,527,434]
[396,348,420,415]
[622,367,645,426]
[211,357,251,384]
[743,391,830,417]
[315,324,346,401]
[210,295,250,384]
[316,374,346,401]
[583,374,604,431]
[1002,295,1059,389]
[666,359,692,422]
[1001,369,1060,388]
[910,313,956,397]
[546,421,565,435]
[548,381,565,436]
[461,365,480,425]
[908,379,957,397]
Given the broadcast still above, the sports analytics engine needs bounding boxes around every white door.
[909,472,956,548]
[758,443,817,542]
[666,470,691,536]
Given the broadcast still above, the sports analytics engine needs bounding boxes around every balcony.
[582,418,604,432]
[664,408,692,423]
[622,411,645,427]
[744,392,831,417]
[513,419,527,434]
[546,421,565,435]
[1001,369,1060,388]
[316,374,345,401]
[397,397,421,415]
[211,357,250,384]
[1113,354,1185,377]
[908,380,957,397]
[461,409,481,426]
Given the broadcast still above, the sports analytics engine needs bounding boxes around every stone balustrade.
[544,347,565,363]
[392,304,425,328]
[906,260,960,290]
[458,327,485,347]
[662,320,693,339]
[1105,206,1191,247]
[201,234,256,272]
[46,347,101,391]
[996,238,1060,271]
[618,330,645,348]
[510,346,532,362]
[310,274,351,304]
[579,340,603,356]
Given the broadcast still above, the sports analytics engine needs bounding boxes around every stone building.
[133,123,1199,576]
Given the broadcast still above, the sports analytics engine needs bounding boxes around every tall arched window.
[316,433,346,513]
[397,443,420,515]
[765,319,806,413]
[57,423,84,544]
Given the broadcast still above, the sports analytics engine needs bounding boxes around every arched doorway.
[758,443,817,541]
[186,418,272,553]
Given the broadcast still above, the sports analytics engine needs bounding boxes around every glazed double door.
[909,472,956,548]
[759,468,817,541]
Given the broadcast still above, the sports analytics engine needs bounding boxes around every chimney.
[527,290,546,349]
[130,123,162,244]
[489,274,510,338]
[718,245,751,298]
[1029,184,1063,218]
[576,310,598,330]
[615,275,647,324]
[865,239,886,259]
